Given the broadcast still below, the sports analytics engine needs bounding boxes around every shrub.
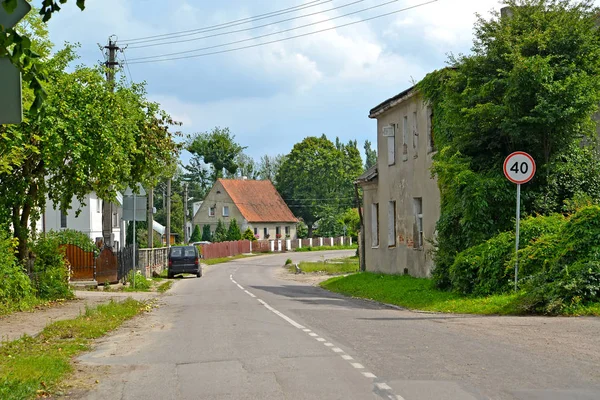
[48,229,98,255]
[30,235,73,300]
[190,225,202,242]
[0,229,36,312]
[242,228,256,241]
[201,225,212,242]
[127,270,151,291]
[227,218,242,241]
[449,214,565,295]
[285,258,293,265]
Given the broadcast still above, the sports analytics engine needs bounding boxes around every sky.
[44,0,507,165]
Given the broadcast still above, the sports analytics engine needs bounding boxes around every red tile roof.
[218,179,298,223]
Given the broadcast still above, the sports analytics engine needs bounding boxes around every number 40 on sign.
[503,151,536,291]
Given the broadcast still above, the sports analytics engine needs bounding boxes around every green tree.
[276,135,362,237]
[364,140,377,170]
[417,0,600,287]
[187,127,246,181]
[1,42,178,262]
[242,228,256,241]
[257,154,285,183]
[213,219,227,242]
[227,218,242,241]
[190,225,202,242]
[201,224,212,242]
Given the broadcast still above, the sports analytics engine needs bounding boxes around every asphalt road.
[76,251,600,400]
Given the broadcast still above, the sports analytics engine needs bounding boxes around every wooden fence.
[198,240,251,260]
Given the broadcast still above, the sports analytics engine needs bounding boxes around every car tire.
[196,271,202,278]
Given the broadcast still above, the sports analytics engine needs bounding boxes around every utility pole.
[102,36,120,248]
[183,183,189,243]
[166,179,171,248]
[147,188,154,249]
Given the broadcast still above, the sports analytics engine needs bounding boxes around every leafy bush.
[213,219,227,242]
[515,206,600,313]
[30,236,73,300]
[47,229,98,255]
[0,229,36,313]
[242,228,256,241]
[285,258,293,265]
[127,270,151,291]
[227,218,242,241]
[190,225,202,242]
[201,225,212,242]
[449,214,565,295]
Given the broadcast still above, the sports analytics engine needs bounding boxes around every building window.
[388,201,396,247]
[222,206,229,217]
[383,125,395,166]
[209,206,216,217]
[427,107,435,153]
[413,198,423,249]
[60,210,67,228]
[412,111,418,156]
[402,116,409,160]
[97,198,102,213]
[112,211,119,228]
[371,203,379,247]
[276,226,281,238]
[264,227,269,238]
[285,226,290,235]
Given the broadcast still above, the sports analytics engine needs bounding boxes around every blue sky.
[45,0,507,164]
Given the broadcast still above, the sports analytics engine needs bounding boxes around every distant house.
[356,86,440,277]
[39,191,125,250]
[193,179,298,240]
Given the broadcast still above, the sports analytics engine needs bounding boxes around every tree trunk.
[307,224,313,238]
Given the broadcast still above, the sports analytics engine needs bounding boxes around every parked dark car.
[168,246,202,278]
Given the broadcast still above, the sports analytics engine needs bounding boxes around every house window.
[371,203,379,247]
[427,107,435,153]
[254,227,258,235]
[97,198,102,213]
[264,227,269,238]
[222,206,229,217]
[388,201,396,247]
[412,111,418,155]
[285,226,290,235]
[112,211,119,228]
[60,210,67,228]
[209,206,216,217]
[413,198,423,249]
[276,226,281,238]
[383,125,395,166]
[402,116,409,160]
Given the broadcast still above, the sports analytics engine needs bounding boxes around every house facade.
[357,87,440,277]
[193,179,298,240]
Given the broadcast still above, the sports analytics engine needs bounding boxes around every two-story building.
[193,179,298,240]
[357,86,440,277]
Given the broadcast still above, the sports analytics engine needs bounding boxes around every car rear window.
[184,248,196,257]
[170,248,183,257]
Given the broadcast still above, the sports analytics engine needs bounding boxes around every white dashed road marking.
[229,272,403,399]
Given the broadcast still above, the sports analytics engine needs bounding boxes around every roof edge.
[369,86,416,119]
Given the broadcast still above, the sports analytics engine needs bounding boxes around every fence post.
[349,237,353,246]
[330,237,334,246]
[286,239,291,251]
[341,236,344,246]
[298,239,302,249]
[308,238,313,247]
[270,240,275,252]
[277,240,282,252]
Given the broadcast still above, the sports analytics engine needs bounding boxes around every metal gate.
[64,244,96,281]
[96,247,118,284]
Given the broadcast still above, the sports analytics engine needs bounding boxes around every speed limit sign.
[503,151,535,184]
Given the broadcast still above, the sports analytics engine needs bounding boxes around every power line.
[120,48,134,84]
[120,0,331,44]
[126,0,438,65]
[126,0,365,49]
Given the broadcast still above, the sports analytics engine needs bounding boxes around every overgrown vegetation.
[0,230,37,315]
[321,273,600,316]
[125,270,151,292]
[417,1,600,292]
[293,257,359,275]
[157,281,173,293]
[0,299,149,399]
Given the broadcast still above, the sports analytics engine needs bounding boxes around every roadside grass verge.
[0,298,150,399]
[295,245,357,252]
[0,298,48,318]
[203,254,257,265]
[157,281,173,293]
[320,273,600,316]
[290,257,360,275]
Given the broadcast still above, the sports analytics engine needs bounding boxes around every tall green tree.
[418,0,600,287]
[364,140,377,170]
[213,219,227,242]
[201,225,212,241]
[275,135,362,237]
[227,218,242,241]
[257,154,285,183]
[1,42,179,261]
[187,127,246,181]
[190,225,202,242]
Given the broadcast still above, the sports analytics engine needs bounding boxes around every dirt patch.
[0,290,159,343]
[274,266,344,286]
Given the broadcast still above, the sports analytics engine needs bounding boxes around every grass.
[203,254,257,265]
[295,244,358,252]
[290,257,360,275]
[0,297,46,317]
[319,273,598,316]
[0,298,150,399]
[157,281,173,293]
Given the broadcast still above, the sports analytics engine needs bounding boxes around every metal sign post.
[503,151,536,291]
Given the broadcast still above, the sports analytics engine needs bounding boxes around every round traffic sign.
[503,151,536,184]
